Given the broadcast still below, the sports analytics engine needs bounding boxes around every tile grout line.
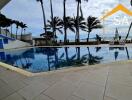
[72,94,85,100]
[103,67,110,100]
[43,94,55,100]
[1,82,29,100]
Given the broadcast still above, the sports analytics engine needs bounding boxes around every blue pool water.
[0,47,132,73]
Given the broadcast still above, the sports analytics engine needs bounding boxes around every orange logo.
[101,4,132,20]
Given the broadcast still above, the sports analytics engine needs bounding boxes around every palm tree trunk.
[40,1,47,34]
[65,47,69,61]
[55,50,58,70]
[50,0,55,40]
[16,28,18,39]
[54,30,57,41]
[64,0,67,43]
[47,55,50,71]
[64,28,67,43]
[87,47,90,55]
[10,25,12,38]
[76,1,80,43]
[21,28,23,40]
[87,47,90,65]
[125,22,132,40]
[80,4,83,18]
[75,28,77,41]
[125,47,130,60]
[76,47,80,60]
[24,29,26,34]
[87,32,90,42]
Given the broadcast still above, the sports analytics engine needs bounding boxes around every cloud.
[1,0,132,38]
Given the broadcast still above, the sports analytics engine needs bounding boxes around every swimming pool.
[0,46,131,73]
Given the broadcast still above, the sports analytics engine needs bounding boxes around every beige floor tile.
[0,70,26,84]
[105,82,132,100]
[23,73,63,86]
[18,81,49,100]
[108,68,132,87]
[7,80,27,91]
[0,85,15,100]
[67,95,84,100]
[2,93,24,100]
[73,82,104,100]
[44,80,77,100]
[33,94,53,100]
[109,64,130,75]
[80,67,108,86]
[0,79,7,88]
[61,72,84,86]
[104,96,117,100]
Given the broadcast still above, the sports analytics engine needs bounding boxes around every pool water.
[0,47,131,73]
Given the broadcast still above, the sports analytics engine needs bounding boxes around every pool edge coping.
[0,60,132,77]
[0,62,34,77]
[1,44,132,51]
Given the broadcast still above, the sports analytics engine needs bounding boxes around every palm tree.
[0,14,17,38]
[73,16,86,41]
[125,47,130,60]
[55,48,86,67]
[41,47,58,71]
[125,22,132,40]
[125,0,132,40]
[0,14,7,34]
[0,17,12,36]
[65,47,69,61]
[49,0,54,33]
[84,16,102,42]
[20,22,27,40]
[64,16,75,42]
[76,47,80,60]
[63,0,67,43]
[9,19,14,38]
[75,0,88,43]
[47,17,63,40]
[114,51,119,60]
[6,18,14,37]
[14,20,20,39]
[36,0,47,34]
[19,22,23,39]
[87,47,103,65]
[96,47,102,52]
[4,18,11,36]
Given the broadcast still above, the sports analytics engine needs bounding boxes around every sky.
[1,0,132,40]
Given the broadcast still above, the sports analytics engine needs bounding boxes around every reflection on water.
[0,47,131,73]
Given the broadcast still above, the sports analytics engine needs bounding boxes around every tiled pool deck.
[0,61,132,100]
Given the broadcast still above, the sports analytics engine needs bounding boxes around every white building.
[0,0,32,49]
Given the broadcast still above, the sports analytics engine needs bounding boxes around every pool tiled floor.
[0,61,132,100]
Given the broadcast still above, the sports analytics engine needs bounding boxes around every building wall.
[17,33,32,41]
[4,40,31,49]
[0,29,11,37]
